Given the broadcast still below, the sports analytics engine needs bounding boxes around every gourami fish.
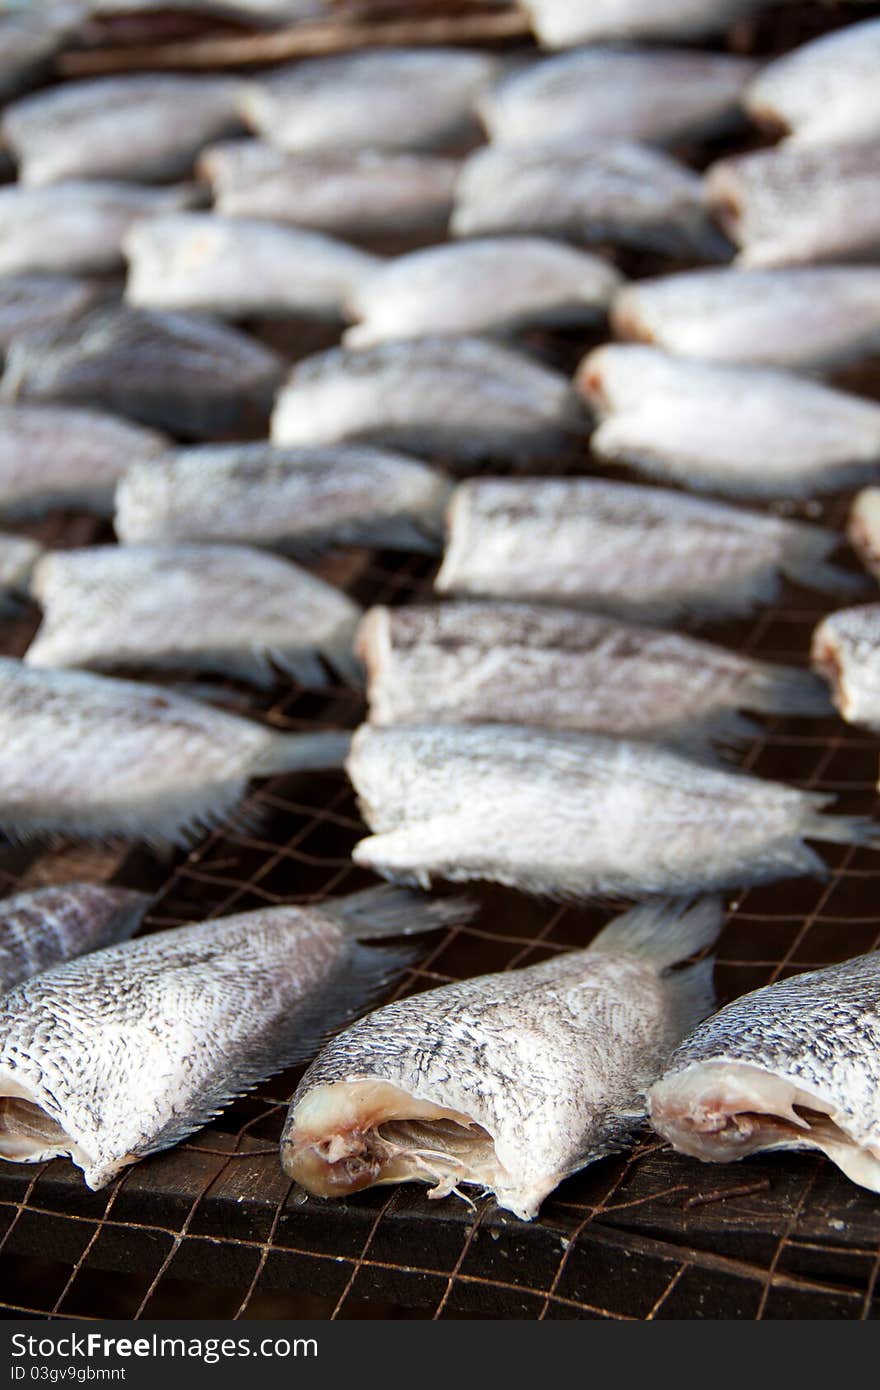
[649,952,880,1193]
[0,885,469,1190]
[346,723,875,899]
[0,278,105,355]
[811,604,880,731]
[745,18,880,148]
[0,658,350,846]
[522,0,768,47]
[436,478,854,622]
[848,487,880,579]
[114,442,451,554]
[578,344,880,498]
[25,543,362,688]
[283,897,722,1220]
[0,883,148,994]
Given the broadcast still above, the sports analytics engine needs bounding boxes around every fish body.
[2,74,243,186]
[124,213,380,321]
[811,604,880,731]
[0,306,285,438]
[0,885,467,1189]
[0,182,198,279]
[745,18,880,147]
[436,478,852,622]
[114,442,451,553]
[451,141,719,259]
[848,486,880,580]
[346,723,873,899]
[0,657,349,846]
[0,278,105,355]
[611,266,880,371]
[283,898,722,1220]
[523,0,766,47]
[578,343,880,498]
[271,337,584,465]
[199,141,459,238]
[344,237,621,347]
[649,952,880,1193]
[0,403,168,518]
[358,601,829,746]
[240,49,497,153]
[0,883,147,994]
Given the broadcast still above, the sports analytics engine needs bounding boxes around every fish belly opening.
[0,1088,79,1164]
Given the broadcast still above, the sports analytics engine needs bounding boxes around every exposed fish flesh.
[358,601,829,747]
[523,0,767,47]
[707,142,880,267]
[344,237,621,347]
[0,883,147,994]
[0,277,105,355]
[199,141,459,237]
[649,951,880,1192]
[347,723,875,898]
[848,486,880,580]
[2,74,243,186]
[271,337,584,465]
[479,48,756,148]
[611,266,880,371]
[0,306,285,438]
[283,897,722,1220]
[0,884,469,1189]
[114,442,450,553]
[0,182,198,279]
[745,18,880,147]
[811,604,880,731]
[452,142,721,259]
[578,344,880,498]
[0,403,168,518]
[0,5,83,100]
[26,543,362,687]
[436,478,854,622]
[0,657,349,846]
[240,49,497,153]
[0,533,42,603]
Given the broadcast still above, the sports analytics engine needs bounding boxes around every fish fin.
[663,957,718,1042]
[745,662,833,717]
[802,814,880,849]
[782,527,868,596]
[253,729,352,775]
[667,710,760,762]
[106,890,152,943]
[321,884,476,940]
[587,897,724,971]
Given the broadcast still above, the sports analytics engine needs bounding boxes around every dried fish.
[240,49,497,153]
[811,604,880,731]
[578,344,880,498]
[0,533,42,604]
[344,237,621,347]
[283,898,722,1220]
[271,337,584,464]
[114,442,450,554]
[436,478,854,622]
[611,266,880,371]
[745,17,880,147]
[358,602,829,747]
[0,306,285,438]
[649,952,880,1193]
[0,885,469,1189]
[0,658,349,846]
[3,74,243,186]
[0,403,168,518]
[346,723,876,899]
[199,141,459,238]
[848,486,880,579]
[0,278,105,355]
[26,543,362,687]
[522,0,765,47]
[0,883,147,995]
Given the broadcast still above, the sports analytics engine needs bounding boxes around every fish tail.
[662,957,718,1046]
[803,813,880,849]
[746,662,833,717]
[254,729,352,775]
[784,528,868,597]
[323,884,476,940]
[589,897,724,971]
[108,888,153,941]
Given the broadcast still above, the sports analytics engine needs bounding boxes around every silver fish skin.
[0,884,469,1189]
[198,141,459,238]
[344,237,622,348]
[479,47,756,148]
[347,723,875,900]
[0,182,199,279]
[0,5,83,101]
[649,952,880,1193]
[0,657,349,847]
[611,266,880,371]
[240,49,497,154]
[0,278,105,355]
[451,141,721,260]
[579,343,880,498]
[0,306,285,439]
[522,0,766,47]
[436,478,854,622]
[124,214,380,322]
[25,543,362,688]
[2,74,244,186]
[0,883,147,995]
[270,337,585,465]
[811,604,880,732]
[283,897,722,1220]
[848,486,880,581]
[0,533,42,602]
[114,442,451,554]
[706,141,880,268]
[745,18,880,148]
[0,403,168,519]
[358,601,829,748]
